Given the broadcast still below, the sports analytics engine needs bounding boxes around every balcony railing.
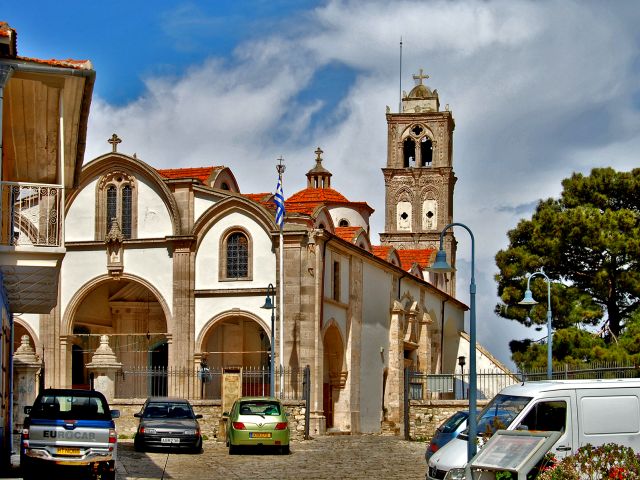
[0,181,63,247]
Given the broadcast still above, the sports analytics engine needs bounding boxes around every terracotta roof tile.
[334,226,363,243]
[396,249,436,271]
[17,56,93,70]
[242,193,275,209]
[156,166,222,184]
[287,188,349,203]
[371,245,393,260]
[284,202,322,216]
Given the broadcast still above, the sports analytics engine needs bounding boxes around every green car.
[225,397,290,454]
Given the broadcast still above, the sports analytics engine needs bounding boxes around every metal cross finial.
[276,156,286,175]
[314,147,323,164]
[108,133,122,153]
[412,68,429,85]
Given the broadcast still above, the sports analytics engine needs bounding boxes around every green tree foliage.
[495,168,640,359]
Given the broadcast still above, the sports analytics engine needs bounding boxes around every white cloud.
[85,0,640,368]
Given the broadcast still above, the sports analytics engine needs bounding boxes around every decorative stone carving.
[86,335,122,402]
[105,218,124,278]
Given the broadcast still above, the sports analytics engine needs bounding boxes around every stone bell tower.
[380,69,457,291]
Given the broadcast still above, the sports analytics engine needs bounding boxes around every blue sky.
[6,1,640,368]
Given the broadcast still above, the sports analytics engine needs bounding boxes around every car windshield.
[30,392,110,420]
[439,411,468,433]
[238,401,281,416]
[462,394,532,438]
[144,402,194,419]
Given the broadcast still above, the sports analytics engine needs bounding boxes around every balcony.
[0,181,65,314]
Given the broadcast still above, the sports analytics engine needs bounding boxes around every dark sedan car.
[134,397,203,453]
[425,410,468,461]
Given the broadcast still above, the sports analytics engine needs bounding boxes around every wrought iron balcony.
[1,181,63,247]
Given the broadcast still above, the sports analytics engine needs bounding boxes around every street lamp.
[427,222,478,461]
[519,267,553,380]
[261,283,276,397]
[457,355,466,400]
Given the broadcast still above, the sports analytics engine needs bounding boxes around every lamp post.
[457,355,466,399]
[427,222,477,461]
[519,267,553,380]
[261,283,276,397]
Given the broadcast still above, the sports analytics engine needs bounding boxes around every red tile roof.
[335,226,363,243]
[156,166,222,184]
[396,249,436,271]
[283,202,319,216]
[287,188,349,203]
[371,245,394,260]
[242,193,275,209]
[17,56,93,70]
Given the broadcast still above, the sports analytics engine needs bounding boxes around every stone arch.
[197,310,271,369]
[67,152,182,236]
[12,317,41,359]
[62,273,171,336]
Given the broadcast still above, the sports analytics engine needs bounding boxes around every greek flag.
[274,176,285,228]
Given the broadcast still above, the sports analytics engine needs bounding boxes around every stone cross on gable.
[412,68,429,85]
[108,133,122,153]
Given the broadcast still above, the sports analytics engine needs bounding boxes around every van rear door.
[513,395,575,459]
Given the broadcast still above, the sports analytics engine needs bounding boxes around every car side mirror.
[222,411,229,417]
[111,410,120,419]
[516,424,528,431]
[24,406,32,415]
[134,412,142,418]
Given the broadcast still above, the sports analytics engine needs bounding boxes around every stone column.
[86,335,122,402]
[12,336,41,432]
[383,300,405,432]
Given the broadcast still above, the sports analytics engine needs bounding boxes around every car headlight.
[184,430,196,435]
[444,468,467,480]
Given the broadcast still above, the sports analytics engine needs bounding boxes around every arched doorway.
[323,323,345,430]
[68,278,168,395]
[200,313,270,397]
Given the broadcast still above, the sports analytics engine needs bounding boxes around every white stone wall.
[65,178,98,241]
[194,193,217,225]
[360,263,393,432]
[136,177,173,238]
[328,206,368,230]
[194,211,275,290]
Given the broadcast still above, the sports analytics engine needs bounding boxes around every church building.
[13,69,472,435]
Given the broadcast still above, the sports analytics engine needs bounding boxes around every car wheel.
[192,438,203,454]
[99,470,116,480]
[21,462,37,480]
[229,443,239,455]
[280,444,290,455]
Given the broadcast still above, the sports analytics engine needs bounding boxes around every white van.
[426,379,640,480]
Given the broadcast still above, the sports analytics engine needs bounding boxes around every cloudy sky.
[6,1,640,368]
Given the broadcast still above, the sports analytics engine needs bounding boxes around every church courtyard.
[114,435,426,479]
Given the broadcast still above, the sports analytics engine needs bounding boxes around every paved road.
[116,436,428,480]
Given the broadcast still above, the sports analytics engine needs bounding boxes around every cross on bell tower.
[108,133,122,153]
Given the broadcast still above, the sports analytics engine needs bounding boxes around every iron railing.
[114,365,308,401]
[0,181,63,247]
[410,361,640,400]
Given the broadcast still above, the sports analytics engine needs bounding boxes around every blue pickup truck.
[21,388,120,480]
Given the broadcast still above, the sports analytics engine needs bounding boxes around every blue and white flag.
[274,176,285,228]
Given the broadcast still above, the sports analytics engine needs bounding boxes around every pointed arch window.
[220,228,253,281]
[96,171,137,240]
[403,124,434,167]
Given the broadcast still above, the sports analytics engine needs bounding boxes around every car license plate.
[249,432,271,439]
[161,437,180,444]
[57,447,81,455]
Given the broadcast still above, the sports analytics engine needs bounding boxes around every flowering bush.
[537,444,640,480]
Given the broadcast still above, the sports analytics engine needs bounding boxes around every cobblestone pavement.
[116,436,428,480]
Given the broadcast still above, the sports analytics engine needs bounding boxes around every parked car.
[134,397,203,453]
[225,396,290,454]
[425,411,468,461]
[20,388,119,480]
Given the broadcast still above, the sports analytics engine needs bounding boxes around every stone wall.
[110,399,307,441]
[408,399,489,441]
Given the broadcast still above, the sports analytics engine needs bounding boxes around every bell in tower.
[380,69,457,294]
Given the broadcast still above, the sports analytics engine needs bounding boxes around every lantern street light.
[519,267,553,380]
[261,283,276,396]
[427,222,478,461]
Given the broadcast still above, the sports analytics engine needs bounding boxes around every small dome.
[407,83,436,100]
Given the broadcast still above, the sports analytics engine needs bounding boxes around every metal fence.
[410,361,640,400]
[1,181,62,247]
[115,365,309,401]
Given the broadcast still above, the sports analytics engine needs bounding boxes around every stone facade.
[407,399,489,441]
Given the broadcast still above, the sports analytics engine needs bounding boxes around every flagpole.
[275,157,286,398]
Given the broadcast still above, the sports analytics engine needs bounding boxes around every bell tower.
[380,69,457,292]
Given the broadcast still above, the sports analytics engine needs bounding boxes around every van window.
[518,400,566,432]
[466,394,532,438]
